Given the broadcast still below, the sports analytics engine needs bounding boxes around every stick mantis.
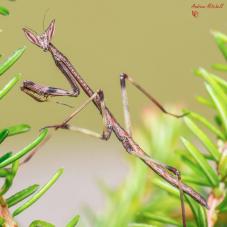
[21,20,208,226]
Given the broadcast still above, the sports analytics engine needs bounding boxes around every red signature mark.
[192,10,199,17]
[191,3,224,18]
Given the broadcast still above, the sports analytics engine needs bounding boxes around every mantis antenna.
[42,8,50,31]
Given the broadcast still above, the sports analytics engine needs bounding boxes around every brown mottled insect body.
[22,19,209,227]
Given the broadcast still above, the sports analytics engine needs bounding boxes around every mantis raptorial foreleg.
[23,84,114,140]
[21,80,79,100]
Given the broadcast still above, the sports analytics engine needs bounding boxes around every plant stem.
[207,141,227,227]
[207,190,223,227]
[0,195,17,227]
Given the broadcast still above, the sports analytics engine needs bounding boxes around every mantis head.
[23,19,55,51]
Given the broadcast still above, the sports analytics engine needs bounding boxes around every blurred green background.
[1,0,227,226]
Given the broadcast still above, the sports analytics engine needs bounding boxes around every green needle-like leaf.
[206,83,227,133]
[0,152,12,163]
[0,129,48,168]
[219,151,227,180]
[217,195,227,212]
[0,74,20,100]
[212,64,227,71]
[0,46,26,76]
[212,31,227,60]
[184,117,221,161]
[180,152,207,173]
[0,159,19,195]
[0,152,13,163]
[0,217,5,225]
[0,129,9,144]
[142,213,180,226]
[181,137,219,186]
[154,178,207,226]
[13,168,64,217]
[128,223,155,227]
[196,96,214,108]
[0,169,10,177]
[29,220,55,227]
[12,159,19,176]
[6,124,31,136]
[182,175,211,187]
[153,178,179,198]
[6,184,39,208]
[212,31,227,42]
[66,215,80,227]
[180,155,212,186]
[196,68,227,98]
[189,111,225,140]
[187,196,207,227]
[0,6,9,16]
[196,68,227,93]
[128,223,157,227]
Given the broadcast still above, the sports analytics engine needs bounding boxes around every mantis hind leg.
[119,73,187,226]
[138,153,187,227]
[119,73,188,136]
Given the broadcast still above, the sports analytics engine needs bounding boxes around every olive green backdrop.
[1,0,227,226]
